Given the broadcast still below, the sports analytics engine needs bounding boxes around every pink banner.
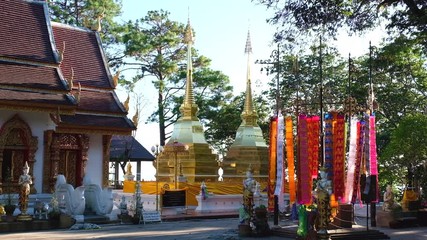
[311,116,320,179]
[369,116,378,175]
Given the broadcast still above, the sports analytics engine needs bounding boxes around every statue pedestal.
[238,224,252,237]
[17,213,32,222]
[376,210,395,227]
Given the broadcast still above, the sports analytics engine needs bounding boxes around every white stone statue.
[83,175,114,215]
[55,174,86,216]
[382,184,399,211]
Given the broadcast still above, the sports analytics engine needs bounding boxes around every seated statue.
[383,185,399,211]
[55,174,86,216]
[123,161,135,181]
[83,175,113,215]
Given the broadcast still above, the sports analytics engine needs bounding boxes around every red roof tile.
[0,61,68,91]
[77,89,126,114]
[59,114,135,131]
[0,0,58,64]
[52,24,114,89]
[0,88,75,110]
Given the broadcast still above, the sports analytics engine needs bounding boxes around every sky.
[115,0,385,181]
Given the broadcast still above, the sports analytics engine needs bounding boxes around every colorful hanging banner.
[285,116,296,204]
[268,117,277,211]
[369,115,378,175]
[369,115,379,202]
[333,113,345,200]
[344,117,358,203]
[364,113,370,175]
[307,117,314,181]
[311,116,320,179]
[297,114,311,204]
[351,121,365,204]
[324,113,334,182]
[275,114,286,211]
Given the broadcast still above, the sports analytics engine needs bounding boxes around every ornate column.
[102,135,112,188]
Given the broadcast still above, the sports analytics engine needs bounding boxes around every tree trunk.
[158,90,166,146]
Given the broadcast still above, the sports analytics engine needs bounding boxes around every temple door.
[58,150,80,186]
[56,134,85,187]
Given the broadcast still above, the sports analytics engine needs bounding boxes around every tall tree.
[119,10,236,146]
[261,43,348,117]
[119,10,188,146]
[381,114,427,199]
[255,0,427,51]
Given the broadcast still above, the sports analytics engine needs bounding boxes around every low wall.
[194,193,268,214]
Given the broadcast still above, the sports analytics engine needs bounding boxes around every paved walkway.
[1,214,426,239]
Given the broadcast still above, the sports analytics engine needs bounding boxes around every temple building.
[0,0,135,194]
[156,19,218,184]
[222,31,269,182]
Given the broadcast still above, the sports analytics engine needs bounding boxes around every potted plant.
[254,204,267,218]
[1,173,17,221]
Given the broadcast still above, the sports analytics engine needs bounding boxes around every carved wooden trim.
[0,114,38,193]
[44,132,89,191]
[102,135,112,188]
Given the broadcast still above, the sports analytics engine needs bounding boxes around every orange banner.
[285,117,296,204]
[268,117,277,211]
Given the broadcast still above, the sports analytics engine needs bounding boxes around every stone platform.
[0,214,75,233]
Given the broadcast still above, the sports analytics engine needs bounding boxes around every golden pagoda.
[222,30,269,182]
[156,18,218,185]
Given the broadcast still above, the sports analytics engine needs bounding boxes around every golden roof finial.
[57,41,65,63]
[113,70,120,87]
[241,29,257,126]
[132,109,139,128]
[67,67,74,90]
[74,82,81,103]
[179,9,199,121]
[123,94,130,112]
[183,10,194,44]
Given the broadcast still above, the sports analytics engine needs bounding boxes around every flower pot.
[255,208,267,219]
[238,223,252,237]
[4,204,16,216]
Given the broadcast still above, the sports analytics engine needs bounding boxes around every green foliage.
[381,114,427,196]
[256,0,427,51]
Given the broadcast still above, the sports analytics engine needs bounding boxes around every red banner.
[333,113,345,200]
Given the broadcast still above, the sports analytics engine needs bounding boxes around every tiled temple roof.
[0,61,68,92]
[0,0,135,134]
[74,89,126,115]
[52,23,114,89]
[0,0,59,64]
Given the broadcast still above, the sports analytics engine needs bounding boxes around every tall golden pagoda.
[222,30,269,182]
[156,18,218,185]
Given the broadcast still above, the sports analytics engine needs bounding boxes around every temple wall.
[0,110,55,193]
[86,134,103,186]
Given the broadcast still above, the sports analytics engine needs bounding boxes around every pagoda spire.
[179,17,199,120]
[241,29,257,126]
